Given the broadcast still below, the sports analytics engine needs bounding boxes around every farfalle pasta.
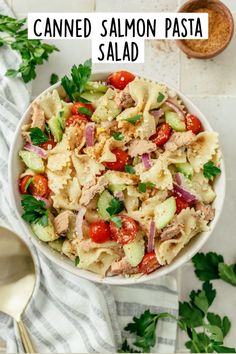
[18,64,222,278]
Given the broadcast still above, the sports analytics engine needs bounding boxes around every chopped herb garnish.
[125,114,142,125]
[29,127,48,145]
[77,96,91,104]
[203,161,221,179]
[110,215,122,228]
[106,198,124,216]
[50,73,59,85]
[0,14,59,83]
[21,195,48,226]
[61,59,92,101]
[138,182,155,193]
[78,106,93,116]
[75,256,80,266]
[125,165,136,174]
[25,177,33,191]
[157,92,165,103]
[112,132,124,141]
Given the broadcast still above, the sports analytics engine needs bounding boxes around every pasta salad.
[18,60,221,277]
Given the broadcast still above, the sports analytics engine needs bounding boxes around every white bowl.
[8,71,226,285]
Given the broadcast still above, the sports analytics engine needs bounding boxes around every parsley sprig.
[0,15,59,83]
[119,252,236,353]
[61,59,92,101]
[21,195,48,226]
[192,252,236,286]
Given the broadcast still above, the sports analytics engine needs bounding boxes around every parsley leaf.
[192,252,224,281]
[78,106,93,116]
[0,15,59,83]
[75,256,80,266]
[179,301,204,328]
[110,215,122,228]
[125,165,136,174]
[77,96,91,104]
[138,182,155,193]
[25,177,33,191]
[29,127,48,145]
[202,281,216,306]
[125,114,142,125]
[218,263,236,286]
[157,92,165,103]
[118,340,140,353]
[61,59,92,101]
[207,313,231,338]
[21,195,48,226]
[204,324,224,343]
[112,132,124,141]
[106,198,124,216]
[203,161,221,179]
[50,73,59,85]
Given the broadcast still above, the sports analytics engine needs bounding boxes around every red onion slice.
[173,183,196,203]
[175,172,182,186]
[142,153,152,170]
[147,221,156,253]
[151,109,164,119]
[166,99,185,120]
[85,123,95,147]
[34,196,52,209]
[24,143,48,159]
[76,207,86,239]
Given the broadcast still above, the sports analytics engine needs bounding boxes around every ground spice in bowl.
[177,0,234,59]
[185,8,230,54]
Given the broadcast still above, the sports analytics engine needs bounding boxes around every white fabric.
[0,1,178,352]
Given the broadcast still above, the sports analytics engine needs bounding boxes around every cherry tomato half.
[175,196,189,214]
[40,138,57,150]
[110,215,138,245]
[29,175,49,197]
[66,114,90,126]
[103,148,129,171]
[107,71,135,90]
[139,252,160,274]
[19,175,32,194]
[185,114,202,135]
[89,220,111,243]
[151,123,172,146]
[71,102,95,116]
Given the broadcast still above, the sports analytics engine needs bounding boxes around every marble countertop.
[1,0,236,351]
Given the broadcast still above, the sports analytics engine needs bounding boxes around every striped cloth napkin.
[0,1,178,352]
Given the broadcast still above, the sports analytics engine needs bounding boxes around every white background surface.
[1,0,236,352]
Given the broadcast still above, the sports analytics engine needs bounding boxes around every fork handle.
[17,319,35,353]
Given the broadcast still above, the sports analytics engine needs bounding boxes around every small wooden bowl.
[177,0,234,59]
